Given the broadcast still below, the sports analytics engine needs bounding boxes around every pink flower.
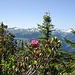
[31,40,39,46]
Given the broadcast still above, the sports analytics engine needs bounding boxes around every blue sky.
[0,0,75,29]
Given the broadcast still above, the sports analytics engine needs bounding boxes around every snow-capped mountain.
[8,27,73,33]
[54,28,72,34]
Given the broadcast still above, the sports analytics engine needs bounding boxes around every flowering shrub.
[24,37,62,75]
[1,35,75,75]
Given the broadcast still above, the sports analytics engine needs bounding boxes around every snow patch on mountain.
[55,28,72,33]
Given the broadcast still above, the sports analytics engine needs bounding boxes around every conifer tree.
[38,12,54,40]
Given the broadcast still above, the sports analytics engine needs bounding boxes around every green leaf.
[1,59,5,65]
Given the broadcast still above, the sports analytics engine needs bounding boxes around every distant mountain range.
[8,27,75,52]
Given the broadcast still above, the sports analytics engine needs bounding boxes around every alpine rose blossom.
[31,40,39,46]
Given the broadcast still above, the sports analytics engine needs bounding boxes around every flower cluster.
[31,40,39,47]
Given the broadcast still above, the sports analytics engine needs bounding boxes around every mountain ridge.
[8,27,72,33]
